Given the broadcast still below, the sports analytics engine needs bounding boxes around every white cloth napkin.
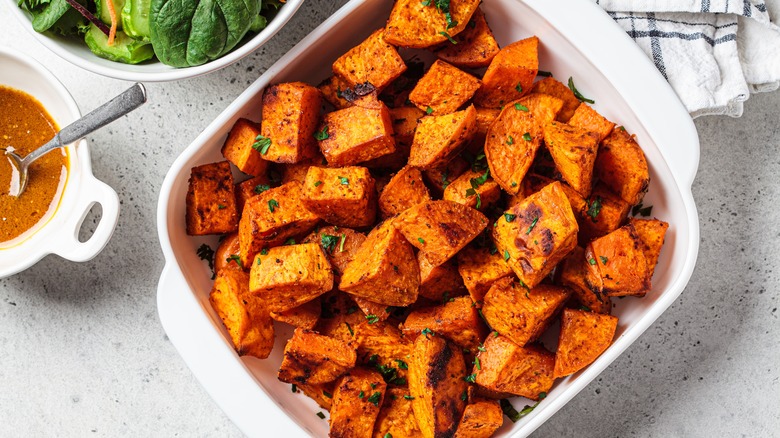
[594,0,780,117]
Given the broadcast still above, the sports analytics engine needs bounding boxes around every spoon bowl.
[2,148,24,197]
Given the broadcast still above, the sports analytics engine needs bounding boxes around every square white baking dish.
[156,0,701,436]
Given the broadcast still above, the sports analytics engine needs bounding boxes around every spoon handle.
[23,83,147,165]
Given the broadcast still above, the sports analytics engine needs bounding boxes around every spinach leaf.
[19,0,87,35]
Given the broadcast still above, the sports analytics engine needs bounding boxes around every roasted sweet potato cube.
[467,107,500,153]
[319,102,396,167]
[530,77,582,122]
[301,166,377,228]
[214,232,243,274]
[578,183,631,243]
[492,181,578,288]
[408,105,477,169]
[482,278,570,346]
[409,60,481,116]
[543,121,600,197]
[278,328,357,385]
[340,220,420,306]
[221,118,269,176]
[315,292,365,344]
[364,106,422,170]
[332,28,407,90]
[396,200,489,267]
[235,175,271,217]
[557,246,611,314]
[554,309,618,378]
[384,0,481,48]
[331,368,387,438]
[249,243,334,312]
[457,245,513,304]
[372,387,423,437]
[453,398,503,438]
[484,108,542,195]
[523,174,588,214]
[238,181,319,265]
[423,156,470,197]
[260,82,321,163]
[280,159,316,185]
[567,104,615,142]
[318,75,353,110]
[443,168,501,211]
[298,381,337,411]
[629,218,668,278]
[408,334,468,438]
[270,298,321,329]
[378,166,431,219]
[209,270,274,358]
[435,9,500,69]
[474,335,554,400]
[353,297,393,324]
[585,224,650,297]
[594,127,650,206]
[303,226,366,283]
[353,320,412,383]
[402,296,487,351]
[473,36,539,108]
[418,253,466,301]
[186,161,239,235]
[517,94,564,127]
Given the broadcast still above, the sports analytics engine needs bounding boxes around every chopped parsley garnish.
[284,238,296,245]
[421,327,433,338]
[632,202,653,217]
[441,169,451,189]
[345,322,354,336]
[323,390,333,398]
[217,204,226,210]
[367,391,382,406]
[600,256,609,265]
[384,434,393,438]
[587,197,602,219]
[500,399,522,422]
[470,168,490,187]
[504,213,516,222]
[418,237,426,245]
[338,176,349,185]
[395,359,408,370]
[316,412,325,419]
[588,258,597,265]
[404,395,415,400]
[522,132,532,141]
[478,343,486,352]
[507,135,515,145]
[511,181,518,187]
[339,233,347,252]
[426,106,434,115]
[268,199,279,212]
[366,314,380,324]
[314,125,329,141]
[514,103,529,111]
[567,77,595,104]
[321,234,339,253]
[503,250,510,261]
[526,216,539,234]
[359,390,365,399]
[196,244,215,276]
[463,373,477,383]
[439,31,457,44]
[313,181,323,187]
[260,248,268,255]
[537,70,553,77]
[226,254,243,268]
[461,390,468,401]
[291,384,297,393]
[252,135,271,155]
[474,356,481,370]
[254,184,270,194]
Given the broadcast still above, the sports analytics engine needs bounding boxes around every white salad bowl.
[0,47,120,278]
[156,0,701,436]
[5,0,305,82]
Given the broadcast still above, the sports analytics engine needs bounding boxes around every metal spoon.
[2,83,147,197]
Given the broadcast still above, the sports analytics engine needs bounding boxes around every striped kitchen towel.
[594,0,780,117]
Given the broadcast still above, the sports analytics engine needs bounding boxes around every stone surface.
[0,1,778,436]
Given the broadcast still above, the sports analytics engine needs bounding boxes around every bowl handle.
[53,175,120,262]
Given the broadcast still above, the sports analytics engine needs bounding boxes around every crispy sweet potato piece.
[408,105,477,169]
[209,270,274,358]
[521,174,588,217]
[530,77,582,122]
[567,104,615,143]
[303,226,367,284]
[331,368,387,438]
[301,166,377,228]
[340,220,420,306]
[235,175,271,217]
[408,334,468,438]
[402,296,487,351]
[516,94,564,127]
[395,200,489,267]
[457,245,513,305]
[298,381,337,411]
[409,60,481,116]
[378,166,431,219]
[554,309,618,378]
[484,108,542,195]
[578,183,631,244]
[238,181,319,265]
[453,398,503,438]
[544,121,600,197]
[353,320,413,383]
[214,232,243,274]
[319,101,396,167]
[435,9,500,69]
[372,387,423,438]
[278,328,357,385]
[333,28,407,91]
[364,106,423,170]
[423,156,470,197]
[473,334,554,400]
[353,297,393,324]
[249,243,334,312]
[473,36,539,108]
[557,246,611,314]
[482,277,570,346]
[594,127,650,206]
[384,0,480,48]
[186,161,239,235]
[418,253,466,301]
[221,118,269,176]
[315,292,365,344]
[270,299,321,329]
[492,181,578,288]
[318,75,353,110]
[629,218,669,278]
[443,168,501,212]
[260,82,322,163]
[585,224,650,297]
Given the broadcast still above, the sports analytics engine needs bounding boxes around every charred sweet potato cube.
[443,168,501,211]
[530,77,582,122]
[319,102,396,167]
[473,36,539,108]
[209,270,274,359]
[378,166,431,219]
[544,121,600,197]
[484,107,542,195]
[384,0,481,49]
[585,224,650,297]
[435,9,500,69]
[492,181,578,288]
[318,75,353,110]
[408,105,477,169]
[270,298,321,330]
[303,226,367,283]
[408,334,468,438]
[298,381,337,411]
[372,387,423,437]
[473,334,554,400]
[402,296,487,351]
[330,368,387,438]
[482,278,570,346]
[353,297,393,324]
[353,320,413,382]
[418,253,466,301]
[578,183,631,243]
[278,328,357,385]
[395,200,489,268]
[301,166,377,228]
[567,104,615,142]
[332,28,407,90]
[629,218,669,278]
[423,156,470,197]
[249,243,334,312]
[235,175,271,217]
[457,245,513,304]
[594,127,650,206]
[214,232,243,274]
[238,181,319,265]
[221,118,269,176]
[340,220,420,307]
[260,82,322,163]
[409,60,481,115]
[186,161,239,235]
[554,309,618,378]
[557,246,611,314]
[453,398,503,438]
[315,292,366,344]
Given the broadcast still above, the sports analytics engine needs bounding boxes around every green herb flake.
[314,125,329,141]
[323,390,333,398]
[511,181,518,187]
[313,181,323,187]
[460,390,468,401]
[268,199,279,212]
[515,83,523,93]
[500,399,522,422]
[567,77,595,104]
[537,70,553,77]
[384,434,393,438]
[463,373,477,383]
[404,395,415,400]
[367,391,382,406]
[421,327,433,338]
[316,412,326,419]
[358,390,365,399]
[338,176,349,185]
[254,184,270,194]
[196,244,215,276]
[503,250,510,261]
[395,359,408,370]
[217,204,226,210]
[506,135,515,145]
[321,234,339,253]
[418,237,426,245]
[345,321,354,336]
[522,132,532,141]
[587,197,602,219]
[284,238,296,245]
[252,135,272,155]
[504,213,516,222]
[226,254,243,268]
[439,31,457,44]
[639,205,653,216]
[260,248,268,255]
[478,343,486,352]
[526,216,539,234]
[588,258,597,265]
[339,233,347,252]
[514,103,529,111]
[474,356,482,370]
[426,106,434,115]
[599,256,609,265]
[366,314,380,324]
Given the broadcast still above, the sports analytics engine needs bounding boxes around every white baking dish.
[156,0,700,436]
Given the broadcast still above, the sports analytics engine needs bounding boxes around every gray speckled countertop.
[1,1,779,436]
